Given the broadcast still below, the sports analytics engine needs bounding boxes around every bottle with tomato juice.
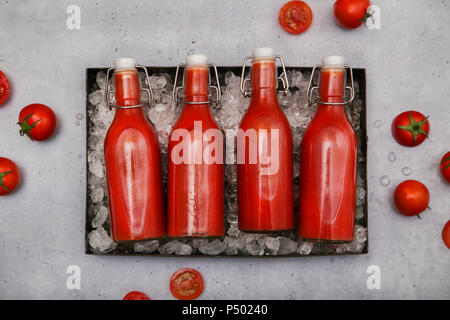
[104,58,165,241]
[298,56,357,242]
[167,54,224,237]
[237,48,294,232]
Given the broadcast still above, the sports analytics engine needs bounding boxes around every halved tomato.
[279,1,313,34]
[0,70,10,106]
[122,291,150,300]
[170,268,204,300]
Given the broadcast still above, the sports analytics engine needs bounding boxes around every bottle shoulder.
[105,116,158,143]
[172,109,221,132]
[240,103,291,131]
[303,113,357,144]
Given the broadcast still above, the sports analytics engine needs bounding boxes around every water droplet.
[401,167,413,176]
[77,154,83,159]
[373,120,382,128]
[369,192,375,198]
[76,113,84,120]
[388,152,396,163]
[75,121,80,127]
[379,175,390,187]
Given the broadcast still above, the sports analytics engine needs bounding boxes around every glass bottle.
[298,56,357,242]
[104,58,165,241]
[237,48,294,231]
[167,54,224,237]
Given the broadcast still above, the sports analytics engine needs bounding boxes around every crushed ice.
[86,68,367,256]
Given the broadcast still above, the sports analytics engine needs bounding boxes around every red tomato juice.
[298,65,357,242]
[167,63,224,237]
[104,65,165,241]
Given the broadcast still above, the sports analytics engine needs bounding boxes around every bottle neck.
[183,66,210,105]
[114,68,141,106]
[316,67,347,116]
[113,68,145,118]
[250,58,278,105]
[318,67,345,105]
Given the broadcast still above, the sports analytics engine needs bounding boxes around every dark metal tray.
[85,66,368,257]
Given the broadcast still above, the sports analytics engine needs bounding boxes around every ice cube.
[150,74,168,90]
[277,237,297,255]
[88,227,117,253]
[356,187,366,206]
[158,240,184,255]
[245,243,264,256]
[225,236,244,250]
[297,241,314,255]
[135,240,159,253]
[265,237,280,252]
[286,70,304,89]
[192,238,209,249]
[88,90,104,106]
[88,154,105,178]
[96,71,107,91]
[91,206,108,228]
[227,220,240,238]
[198,239,227,255]
[90,188,104,204]
[175,243,193,255]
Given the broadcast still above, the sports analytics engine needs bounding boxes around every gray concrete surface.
[0,0,449,299]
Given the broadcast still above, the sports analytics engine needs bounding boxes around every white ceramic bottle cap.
[114,57,137,69]
[322,56,345,67]
[186,54,208,66]
[253,47,275,58]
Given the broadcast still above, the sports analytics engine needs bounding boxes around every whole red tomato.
[391,111,429,147]
[440,152,450,183]
[279,1,313,34]
[170,268,204,300]
[122,291,151,300]
[17,104,57,141]
[0,157,21,196]
[393,180,430,217]
[442,220,450,249]
[334,0,371,29]
[0,70,10,106]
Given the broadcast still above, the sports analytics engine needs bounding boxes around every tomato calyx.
[396,112,429,145]
[359,12,372,23]
[17,113,40,140]
[441,156,450,171]
[0,170,13,192]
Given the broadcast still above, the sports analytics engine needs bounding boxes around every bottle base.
[113,234,166,242]
[300,237,353,244]
[167,232,224,238]
[239,228,294,233]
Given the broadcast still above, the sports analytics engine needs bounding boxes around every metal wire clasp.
[172,63,222,105]
[305,64,355,106]
[239,55,289,97]
[104,65,154,110]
